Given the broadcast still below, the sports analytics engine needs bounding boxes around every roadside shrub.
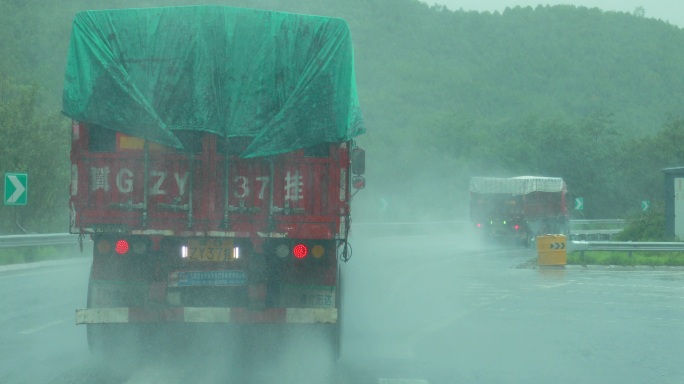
[615,202,665,241]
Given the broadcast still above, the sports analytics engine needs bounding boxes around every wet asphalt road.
[2,229,684,383]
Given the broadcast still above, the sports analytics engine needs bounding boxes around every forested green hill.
[1,0,683,232]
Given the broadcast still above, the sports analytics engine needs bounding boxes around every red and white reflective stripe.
[71,165,78,196]
[339,168,346,201]
[76,307,337,324]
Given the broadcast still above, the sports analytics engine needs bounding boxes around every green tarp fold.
[63,6,365,157]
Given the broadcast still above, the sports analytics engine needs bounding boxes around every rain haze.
[3,0,684,383]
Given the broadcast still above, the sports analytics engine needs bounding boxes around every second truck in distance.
[469,176,569,246]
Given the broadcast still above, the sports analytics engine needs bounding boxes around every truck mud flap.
[76,307,337,324]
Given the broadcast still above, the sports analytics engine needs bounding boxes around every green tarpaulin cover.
[63,6,365,157]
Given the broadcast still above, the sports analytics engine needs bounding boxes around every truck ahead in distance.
[63,6,365,359]
[469,176,569,246]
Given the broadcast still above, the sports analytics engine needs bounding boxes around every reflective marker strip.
[77,308,129,324]
[340,168,346,201]
[76,307,337,324]
[286,308,337,323]
[71,165,78,196]
[184,307,231,322]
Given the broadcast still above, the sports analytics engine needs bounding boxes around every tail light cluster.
[95,236,150,256]
[95,236,332,261]
[274,241,329,261]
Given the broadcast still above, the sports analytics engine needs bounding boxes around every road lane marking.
[19,319,68,335]
[536,282,571,289]
[0,270,72,280]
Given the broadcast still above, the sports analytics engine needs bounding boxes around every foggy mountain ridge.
[1,0,683,230]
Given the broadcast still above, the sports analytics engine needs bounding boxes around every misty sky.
[423,1,684,28]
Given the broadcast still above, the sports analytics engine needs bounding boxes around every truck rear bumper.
[76,307,337,325]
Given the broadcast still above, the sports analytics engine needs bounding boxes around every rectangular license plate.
[186,238,234,262]
[169,270,247,287]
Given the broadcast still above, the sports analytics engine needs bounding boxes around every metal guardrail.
[0,233,78,248]
[568,229,623,241]
[2,230,683,258]
[570,241,684,256]
[0,222,625,246]
[569,219,625,241]
[570,219,626,226]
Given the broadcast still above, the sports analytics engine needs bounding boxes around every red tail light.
[115,240,130,255]
[514,225,520,230]
[293,244,308,259]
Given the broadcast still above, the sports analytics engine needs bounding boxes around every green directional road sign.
[574,197,583,211]
[642,200,650,211]
[4,173,27,205]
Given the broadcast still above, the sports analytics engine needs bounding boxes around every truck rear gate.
[72,124,346,317]
[71,126,349,237]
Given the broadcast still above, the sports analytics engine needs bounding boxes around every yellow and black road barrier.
[536,234,567,266]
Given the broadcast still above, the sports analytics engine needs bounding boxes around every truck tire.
[86,323,104,354]
[523,232,533,248]
[85,272,152,365]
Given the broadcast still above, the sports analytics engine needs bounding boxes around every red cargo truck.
[469,176,569,246]
[64,6,365,359]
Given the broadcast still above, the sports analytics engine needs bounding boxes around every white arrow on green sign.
[574,197,583,211]
[4,173,27,205]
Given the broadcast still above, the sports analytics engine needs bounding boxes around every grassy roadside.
[567,251,684,267]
